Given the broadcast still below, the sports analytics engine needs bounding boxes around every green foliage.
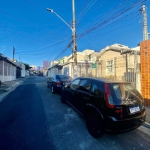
[24,63,32,70]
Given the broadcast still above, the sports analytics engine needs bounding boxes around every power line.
[24,0,46,10]
[77,0,130,35]
[77,0,142,35]
[53,0,146,61]
[16,35,72,55]
[0,9,39,28]
[77,0,146,40]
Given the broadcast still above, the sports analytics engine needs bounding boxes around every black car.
[61,77,146,138]
[47,74,72,93]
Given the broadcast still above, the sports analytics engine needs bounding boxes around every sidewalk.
[144,106,150,129]
[0,77,27,102]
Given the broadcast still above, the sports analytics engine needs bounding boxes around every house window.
[106,59,114,74]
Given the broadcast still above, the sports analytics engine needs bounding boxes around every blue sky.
[0,0,150,67]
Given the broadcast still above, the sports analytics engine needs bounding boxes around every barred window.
[106,59,114,74]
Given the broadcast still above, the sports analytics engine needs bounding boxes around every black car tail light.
[104,83,114,109]
[115,108,124,119]
[56,81,61,84]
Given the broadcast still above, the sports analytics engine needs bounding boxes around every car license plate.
[63,83,69,86]
[129,106,140,113]
[57,84,62,87]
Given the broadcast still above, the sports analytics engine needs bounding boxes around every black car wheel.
[86,112,103,138]
[61,92,66,103]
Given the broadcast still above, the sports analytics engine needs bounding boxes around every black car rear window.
[108,83,143,105]
[56,75,71,80]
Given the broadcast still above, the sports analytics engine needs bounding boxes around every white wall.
[62,62,74,78]
[48,67,59,77]
[21,64,25,77]
[136,72,141,93]
[0,63,16,82]
[15,62,25,77]
[25,70,29,76]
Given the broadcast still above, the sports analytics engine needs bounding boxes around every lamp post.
[47,0,77,78]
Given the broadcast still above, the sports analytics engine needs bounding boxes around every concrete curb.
[0,79,26,102]
[4,81,22,92]
[142,122,150,129]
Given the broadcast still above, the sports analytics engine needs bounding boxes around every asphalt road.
[0,76,150,150]
[0,76,53,150]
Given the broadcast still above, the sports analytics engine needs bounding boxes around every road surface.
[0,76,150,150]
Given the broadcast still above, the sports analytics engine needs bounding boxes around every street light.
[47,8,72,31]
[47,0,77,78]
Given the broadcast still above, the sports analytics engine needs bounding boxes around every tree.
[24,63,32,70]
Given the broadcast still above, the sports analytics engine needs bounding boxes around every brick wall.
[140,40,150,107]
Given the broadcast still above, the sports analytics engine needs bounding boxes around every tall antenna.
[142,4,149,40]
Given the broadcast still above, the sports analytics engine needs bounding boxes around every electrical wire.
[24,0,46,10]
[77,0,140,35]
[53,0,146,60]
[77,0,130,35]
[77,0,146,40]
[1,0,146,63]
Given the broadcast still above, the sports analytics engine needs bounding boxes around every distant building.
[31,65,37,70]
[37,66,41,71]
[43,60,49,69]
[40,67,43,72]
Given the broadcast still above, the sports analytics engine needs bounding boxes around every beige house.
[58,56,68,65]
[49,60,58,67]
[95,44,140,92]
[60,49,95,78]
[66,49,94,63]
[47,45,141,92]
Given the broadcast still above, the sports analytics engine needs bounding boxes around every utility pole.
[72,0,78,78]
[47,0,78,78]
[142,4,148,40]
[126,54,128,82]
[13,46,15,61]
[72,0,77,65]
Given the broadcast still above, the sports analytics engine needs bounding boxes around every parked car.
[38,72,43,76]
[61,77,146,138]
[47,74,72,93]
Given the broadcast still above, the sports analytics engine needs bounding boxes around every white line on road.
[138,125,150,136]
